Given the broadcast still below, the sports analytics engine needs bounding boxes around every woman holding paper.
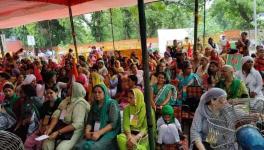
[116,88,149,150]
[75,84,121,150]
[24,85,61,150]
[42,82,90,150]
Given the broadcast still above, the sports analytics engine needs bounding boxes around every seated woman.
[0,83,20,131]
[42,82,90,150]
[190,88,238,150]
[202,61,221,90]
[117,88,149,150]
[177,60,201,104]
[24,86,62,150]
[75,84,121,150]
[115,76,130,110]
[14,84,43,142]
[216,65,249,99]
[151,72,177,111]
[235,56,263,98]
[157,105,182,148]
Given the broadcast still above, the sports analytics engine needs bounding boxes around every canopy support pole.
[0,30,4,57]
[137,0,154,149]
[253,0,257,47]
[109,9,116,50]
[193,0,199,52]
[68,4,78,60]
[203,0,206,47]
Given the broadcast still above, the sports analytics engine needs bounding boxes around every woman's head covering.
[97,59,104,65]
[131,88,145,107]
[161,105,174,124]
[222,65,234,73]
[202,88,227,104]
[115,60,121,67]
[22,74,36,85]
[123,88,146,132]
[242,56,254,66]
[3,82,15,90]
[90,72,104,87]
[92,84,120,138]
[71,82,86,101]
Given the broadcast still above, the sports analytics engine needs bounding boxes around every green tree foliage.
[209,0,264,30]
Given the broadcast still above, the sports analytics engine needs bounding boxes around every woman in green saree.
[75,84,121,150]
[150,72,177,110]
[216,65,249,99]
[117,88,149,150]
[177,60,201,104]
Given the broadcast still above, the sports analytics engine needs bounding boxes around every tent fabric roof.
[0,0,155,29]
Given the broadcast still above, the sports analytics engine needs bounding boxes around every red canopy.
[0,0,155,29]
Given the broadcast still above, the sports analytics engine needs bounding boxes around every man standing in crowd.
[237,32,250,56]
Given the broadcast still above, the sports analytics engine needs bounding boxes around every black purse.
[53,120,74,140]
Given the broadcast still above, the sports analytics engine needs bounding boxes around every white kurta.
[235,68,263,97]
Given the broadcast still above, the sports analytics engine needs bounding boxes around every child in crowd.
[157,105,184,150]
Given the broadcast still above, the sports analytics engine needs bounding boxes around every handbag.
[53,120,74,140]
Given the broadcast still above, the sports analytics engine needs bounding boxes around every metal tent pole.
[193,0,199,52]
[137,0,154,149]
[0,30,4,57]
[68,4,78,60]
[203,0,206,47]
[109,8,116,50]
[253,0,257,47]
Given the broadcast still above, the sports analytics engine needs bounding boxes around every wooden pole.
[68,4,78,60]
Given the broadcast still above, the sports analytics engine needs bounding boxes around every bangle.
[57,130,62,136]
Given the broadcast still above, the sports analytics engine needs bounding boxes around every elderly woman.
[235,56,263,98]
[75,84,120,150]
[216,65,249,99]
[117,88,149,150]
[42,82,90,150]
[190,88,238,150]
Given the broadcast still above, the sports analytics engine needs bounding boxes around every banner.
[27,35,35,46]
[227,54,243,71]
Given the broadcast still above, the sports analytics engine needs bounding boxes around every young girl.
[157,105,183,149]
